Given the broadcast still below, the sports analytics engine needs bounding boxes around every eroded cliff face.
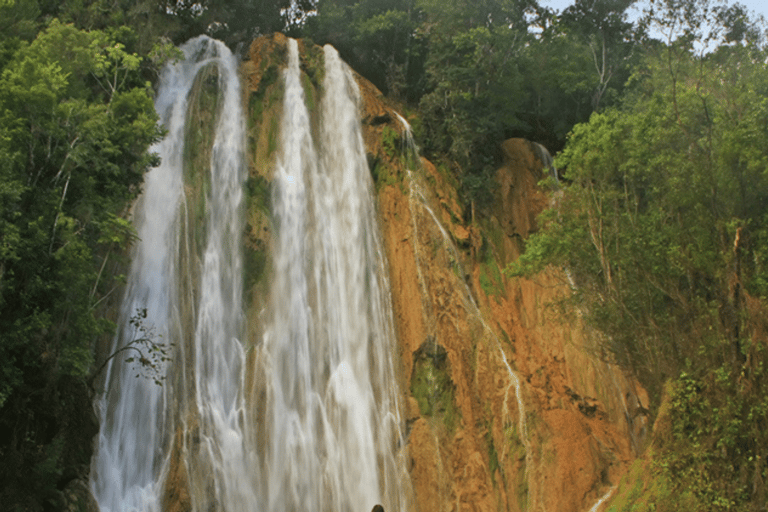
[351,51,650,512]
[373,138,650,512]
[232,34,649,512]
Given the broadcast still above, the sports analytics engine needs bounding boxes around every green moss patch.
[370,156,399,190]
[479,244,505,299]
[183,63,222,254]
[410,339,460,432]
[299,41,325,90]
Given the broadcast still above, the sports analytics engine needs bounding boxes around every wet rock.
[62,478,98,512]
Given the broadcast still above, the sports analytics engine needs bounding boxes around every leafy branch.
[90,308,173,387]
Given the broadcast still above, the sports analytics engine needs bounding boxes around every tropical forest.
[1,0,767,511]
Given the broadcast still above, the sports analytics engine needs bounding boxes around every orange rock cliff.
[236,34,649,512]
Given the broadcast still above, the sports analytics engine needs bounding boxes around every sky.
[538,0,768,49]
[540,0,768,22]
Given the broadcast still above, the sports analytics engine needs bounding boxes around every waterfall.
[260,39,407,512]
[588,487,616,512]
[91,36,408,512]
[90,36,255,511]
[181,36,257,512]
[395,116,529,452]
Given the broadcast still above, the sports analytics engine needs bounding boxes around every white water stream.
[91,36,250,512]
[260,39,407,512]
[394,116,530,452]
[91,36,408,512]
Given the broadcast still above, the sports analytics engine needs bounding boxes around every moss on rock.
[410,339,460,432]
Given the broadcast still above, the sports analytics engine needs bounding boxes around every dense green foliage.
[511,3,768,383]
[608,366,768,511]
[663,367,768,509]
[2,0,768,509]
[300,0,641,209]
[0,2,168,509]
[508,1,768,508]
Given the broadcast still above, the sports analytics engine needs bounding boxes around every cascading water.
[91,35,409,512]
[180,37,258,512]
[404,168,528,451]
[395,116,529,451]
[90,36,255,511]
[258,39,408,512]
[588,487,616,512]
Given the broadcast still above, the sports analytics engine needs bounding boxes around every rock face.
[493,138,550,261]
[167,34,648,512]
[349,42,649,512]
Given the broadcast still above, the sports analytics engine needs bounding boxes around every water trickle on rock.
[395,114,533,509]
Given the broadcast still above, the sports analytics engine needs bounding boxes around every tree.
[509,4,768,390]
[0,19,161,508]
[90,308,173,387]
[416,0,537,208]
[559,0,639,109]
[165,0,312,47]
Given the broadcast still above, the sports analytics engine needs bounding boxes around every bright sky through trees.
[542,0,768,20]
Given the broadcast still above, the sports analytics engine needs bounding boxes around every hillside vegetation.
[1,0,767,510]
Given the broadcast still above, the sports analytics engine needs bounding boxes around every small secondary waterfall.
[395,116,529,451]
[90,36,408,512]
[394,114,533,510]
